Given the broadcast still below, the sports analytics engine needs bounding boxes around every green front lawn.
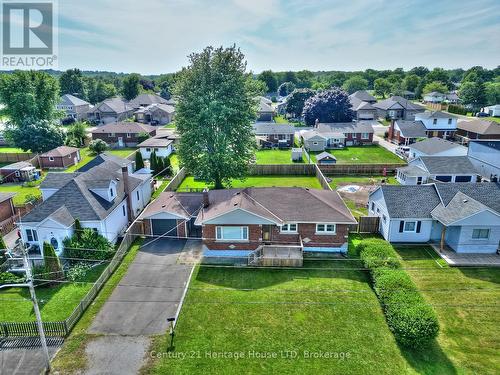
[177,176,322,191]
[0,147,31,153]
[310,145,405,164]
[485,116,500,123]
[329,175,398,190]
[146,262,410,374]
[0,264,107,322]
[395,245,500,374]
[64,147,96,173]
[255,149,301,164]
[0,183,41,205]
[107,148,137,158]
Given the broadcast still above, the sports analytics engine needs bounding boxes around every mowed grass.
[0,146,31,153]
[394,245,500,374]
[107,148,137,158]
[0,264,107,322]
[177,176,322,191]
[310,145,405,164]
[329,175,398,189]
[0,183,41,205]
[145,262,412,375]
[255,149,301,164]
[64,147,95,172]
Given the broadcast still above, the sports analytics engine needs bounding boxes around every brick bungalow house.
[91,122,157,148]
[39,146,81,169]
[0,161,37,183]
[301,122,374,151]
[253,123,295,148]
[139,187,357,266]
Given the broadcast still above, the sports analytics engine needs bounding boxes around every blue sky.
[57,0,500,74]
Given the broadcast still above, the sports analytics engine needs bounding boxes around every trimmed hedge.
[447,104,468,116]
[357,238,439,348]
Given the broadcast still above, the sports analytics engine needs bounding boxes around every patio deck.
[431,244,500,267]
[249,245,303,267]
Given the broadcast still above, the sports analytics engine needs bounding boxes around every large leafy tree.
[423,81,448,94]
[342,76,368,94]
[278,81,296,97]
[302,87,354,126]
[65,122,88,147]
[59,68,86,98]
[258,70,277,93]
[174,45,256,189]
[403,74,420,92]
[373,78,392,98]
[485,82,500,106]
[459,81,487,112]
[0,70,61,125]
[87,79,117,104]
[286,88,315,118]
[122,73,141,100]
[5,119,65,153]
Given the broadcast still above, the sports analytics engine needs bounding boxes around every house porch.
[248,245,303,267]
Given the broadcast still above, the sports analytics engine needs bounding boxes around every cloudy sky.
[57,0,500,74]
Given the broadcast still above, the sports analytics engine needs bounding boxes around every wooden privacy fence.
[0,221,140,338]
[0,153,36,164]
[165,167,186,191]
[314,164,332,191]
[357,216,380,233]
[318,163,404,176]
[249,164,315,175]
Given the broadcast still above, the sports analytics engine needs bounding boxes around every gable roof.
[424,91,446,97]
[417,156,477,175]
[59,94,90,106]
[137,136,173,148]
[41,173,80,189]
[374,96,425,111]
[258,97,274,113]
[431,192,490,226]
[394,120,427,138]
[409,137,466,155]
[140,192,204,220]
[316,152,336,161]
[135,103,175,115]
[416,110,457,120]
[457,119,500,135]
[40,146,79,158]
[253,123,295,135]
[94,98,133,114]
[0,161,35,171]
[91,122,157,135]
[349,90,376,103]
[196,188,357,225]
[129,94,170,108]
[77,153,132,173]
[302,130,327,141]
[317,122,374,134]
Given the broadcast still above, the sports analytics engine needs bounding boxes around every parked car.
[395,146,410,158]
[476,112,490,117]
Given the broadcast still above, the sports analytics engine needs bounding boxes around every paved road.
[89,239,194,336]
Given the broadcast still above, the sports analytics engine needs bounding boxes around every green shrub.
[66,263,93,282]
[0,271,24,285]
[356,238,439,347]
[63,228,115,261]
[89,139,108,154]
[447,104,468,116]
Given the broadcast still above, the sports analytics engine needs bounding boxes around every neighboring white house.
[396,156,478,185]
[137,136,174,159]
[467,140,500,181]
[423,92,447,103]
[414,111,457,138]
[19,158,152,260]
[368,183,500,253]
[408,137,468,159]
[481,104,500,117]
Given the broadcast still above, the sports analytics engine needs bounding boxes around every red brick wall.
[203,224,262,250]
[177,220,186,237]
[39,151,79,169]
[0,198,15,222]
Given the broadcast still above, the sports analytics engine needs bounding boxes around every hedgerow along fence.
[0,221,141,338]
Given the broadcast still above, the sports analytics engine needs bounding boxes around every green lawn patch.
[310,145,405,164]
[62,147,96,173]
[0,147,31,153]
[145,262,411,374]
[0,264,107,322]
[273,115,289,124]
[170,154,180,173]
[107,148,137,158]
[255,149,300,164]
[152,178,170,199]
[0,182,41,205]
[177,176,322,191]
[395,245,500,374]
[485,116,500,123]
[51,239,143,373]
[329,175,398,190]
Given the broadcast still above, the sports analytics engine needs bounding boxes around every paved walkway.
[373,134,398,154]
[431,244,500,267]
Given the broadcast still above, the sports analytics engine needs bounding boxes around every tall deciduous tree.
[258,70,277,93]
[402,74,420,92]
[65,122,87,147]
[459,82,487,112]
[122,73,141,101]
[5,120,65,153]
[59,68,86,98]
[278,81,296,97]
[286,88,315,118]
[373,78,392,98]
[0,70,61,125]
[342,76,368,94]
[302,88,354,126]
[174,45,256,189]
[422,81,448,94]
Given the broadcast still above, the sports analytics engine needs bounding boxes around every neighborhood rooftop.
[253,123,295,134]
[410,137,466,155]
[91,122,157,134]
[40,146,79,158]
[457,119,500,135]
[418,156,477,175]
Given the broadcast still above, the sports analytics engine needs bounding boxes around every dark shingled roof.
[349,90,376,103]
[91,122,157,135]
[434,182,500,213]
[395,120,427,138]
[409,137,465,155]
[418,156,477,175]
[253,123,295,135]
[41,173,80,189]
[78,153,132,173]
[140,192,204,220]
[379,185,441,218]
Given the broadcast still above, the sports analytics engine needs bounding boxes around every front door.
[262,225,272,244]
[118,137,124,147]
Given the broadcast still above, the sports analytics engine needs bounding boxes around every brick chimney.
[122,166,134,221]
[202,188,210,208]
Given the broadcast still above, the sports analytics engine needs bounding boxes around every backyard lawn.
[145,261,412,374]
[255,149,300,164]
[329,175,398,190]
[309,145,405,164]
[177,175,322,191]
[0,146,31,153]
[0,183,41,205]
[0,264,107,322]
[64,147,96,173]
[107,148,137,158]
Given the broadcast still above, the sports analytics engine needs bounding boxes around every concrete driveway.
[88,239,195,336]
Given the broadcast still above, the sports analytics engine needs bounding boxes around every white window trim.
[472,228,490,240]
[315,223,336,235]
[361,132,370,140]
[215,226,249,242]
[403,221,417,233]
[48,156,54,161]
[280,223,298,233]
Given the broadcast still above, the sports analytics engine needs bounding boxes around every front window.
[472,229,489,239]
[316,223,336,234]
[109,188,114,197]
[361,133,370,139]
[136,191,140,200]
[26,229,38,242]
[122,205,126,216]
[216,226,249,241]
[404,221,416,232]
[127,133,131,138]
[280,223,297,233]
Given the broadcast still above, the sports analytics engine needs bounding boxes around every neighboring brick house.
[0,192,16,231]
[253,123,295,148]
[134,103,175,125]
[91,122,157,148]
[39,146,81,169]
[456,119,500,141]
[57,94,91,121]
[87,98,134,125]
[373,96,425,120]
[349,91,378,120]
[301,122,374,151]
[139,188,357,266]
[0,161,37,183]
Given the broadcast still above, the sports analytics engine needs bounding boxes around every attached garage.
[151,219,178,237]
